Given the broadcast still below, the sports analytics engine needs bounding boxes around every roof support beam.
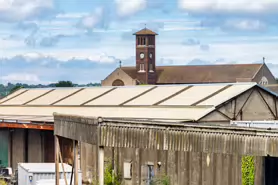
[0,122,53,130]
[257,89,276,119]
[215,109,232,120]
[235,89,254,119]
[275,96,278,120]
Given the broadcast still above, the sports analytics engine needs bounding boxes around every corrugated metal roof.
[0,83,259,122]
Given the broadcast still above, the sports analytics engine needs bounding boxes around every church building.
[101,28,276,86]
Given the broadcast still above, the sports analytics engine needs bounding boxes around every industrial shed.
[55,114,278,185]
[0,82,278,184]
[0,82,277,122]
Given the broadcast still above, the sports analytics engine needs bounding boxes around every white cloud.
[78,7,104,30]
[224,19,266,31]
[56,13,89,19]
[158,41,278,65]
[2,73,40,83]
[115,0,147,17]
[179,0,278,14]
[2,50,118,64]
[22,52,45,61]
[0,0,55,22]
[0,38,25,49]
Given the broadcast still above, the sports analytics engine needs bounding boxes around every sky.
[1,0,278,84]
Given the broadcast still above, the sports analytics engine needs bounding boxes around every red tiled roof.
[121,64,263,84]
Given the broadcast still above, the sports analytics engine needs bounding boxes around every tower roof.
[133,28,158,35]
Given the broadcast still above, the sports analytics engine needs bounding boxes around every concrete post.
[55,136,60,185]
[98,146,104,185]
[73,141,79,185]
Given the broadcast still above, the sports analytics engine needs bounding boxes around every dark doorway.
[265,156,278,185]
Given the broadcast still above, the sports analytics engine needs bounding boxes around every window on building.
[147,164,154,184]
[149,63,153,72]
[139,63,145,72]
[123,161,132,179]
[141,163,155,185]
[259,76,269,86]
[149,37,152,45]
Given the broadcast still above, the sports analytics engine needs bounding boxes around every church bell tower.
[133,28,158,84]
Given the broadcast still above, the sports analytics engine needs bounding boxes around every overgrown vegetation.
[242,156,255,185]
[0,180,7,185]
[150,174,171,185]
[104,160,122,185]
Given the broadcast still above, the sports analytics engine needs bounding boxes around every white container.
[18,163,82,185]
[36,179,70,185]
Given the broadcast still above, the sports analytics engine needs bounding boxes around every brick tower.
[133,28,158,84]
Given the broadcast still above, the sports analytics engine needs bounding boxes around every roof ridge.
[251,63,264,80]
[157,63,263,67]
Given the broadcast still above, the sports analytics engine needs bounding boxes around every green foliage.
[242,156,255,185]
[9,85,23,94]
[0,82,101,97]
[55,81,74,87]
[150,174,171,185]
[0,179,7,185]
[104,160,122,185]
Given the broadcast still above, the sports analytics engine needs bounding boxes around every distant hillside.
[0,82,101,97]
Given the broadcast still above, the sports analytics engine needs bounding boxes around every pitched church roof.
[121,63,264,84]
[133,28,158,35]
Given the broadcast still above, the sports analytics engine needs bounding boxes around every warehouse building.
[0,82,278,184]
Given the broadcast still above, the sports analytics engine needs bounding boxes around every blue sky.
[1,0,278,84]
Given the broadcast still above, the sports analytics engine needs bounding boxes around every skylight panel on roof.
[27,88,81,105]
[198,84,254,106]
[0,89,27,104]
[125,86,186,106]
[2,89,53,105]
[54,87,113,105]
[85,86,153,106]
[160,85,226,106]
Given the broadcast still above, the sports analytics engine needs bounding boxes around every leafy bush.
[150,174,170,185]
[242,156,255,185]
[0,180,7,185]
[104,160,122,185]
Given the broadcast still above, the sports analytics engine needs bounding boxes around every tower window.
[139,63,145,72]
[149,63,153,72]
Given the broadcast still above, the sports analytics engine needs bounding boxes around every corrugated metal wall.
[0,129,9,167]
[81,146,244,185]
[44,131,55,162]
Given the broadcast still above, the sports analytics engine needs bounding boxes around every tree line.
[0,81,101,97]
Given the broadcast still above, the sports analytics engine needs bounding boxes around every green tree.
[242,156,255,185]
[55,81,74,87]
[9,85,23,94]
